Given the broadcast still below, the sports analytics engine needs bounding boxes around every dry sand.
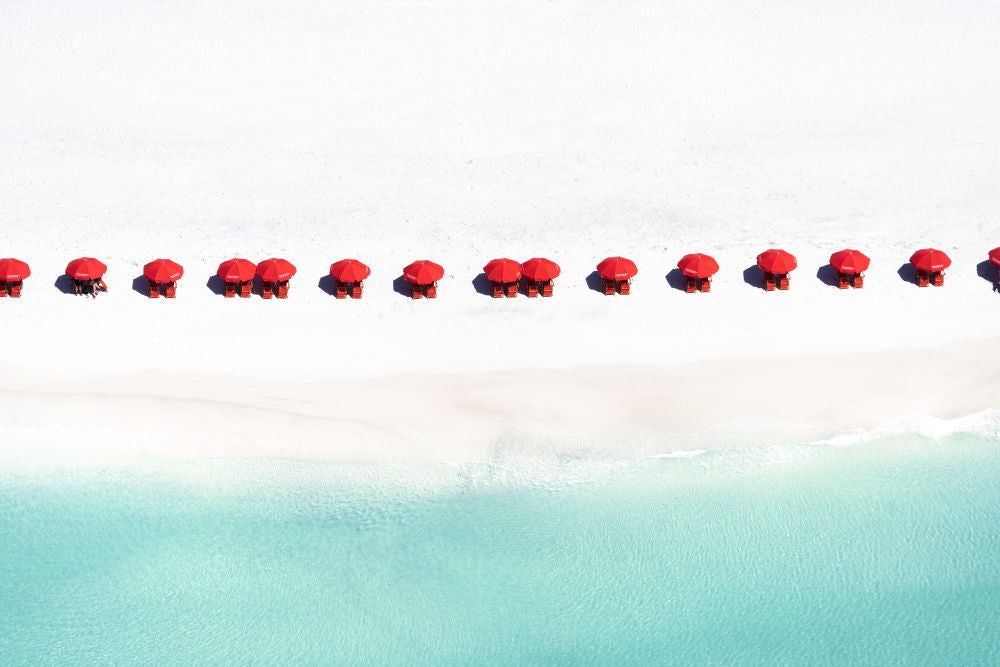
[3,337,998,465]
[3,0,1000,467]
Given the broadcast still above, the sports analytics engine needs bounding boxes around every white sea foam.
[817,409,1000,447]
[7,410,999,500]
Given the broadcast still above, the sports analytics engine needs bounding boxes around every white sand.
[1,1,999,461]
[3,337,999,465]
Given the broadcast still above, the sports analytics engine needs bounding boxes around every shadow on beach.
[816,264,841,288]
[392,275,412,298]
[131,275,148,296]
[471,273,495,297]
[742,265,765,290]
[317,274,338,296]
[54,274,75,295]
[585,271,605,293]
[664,269,687,292]
[206,275,227,296]
[896,262,918,286]
[976,260,999,291]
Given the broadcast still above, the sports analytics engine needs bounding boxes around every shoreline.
[4,337,999,465]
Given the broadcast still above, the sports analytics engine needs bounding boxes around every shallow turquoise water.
[3,432,1000,664]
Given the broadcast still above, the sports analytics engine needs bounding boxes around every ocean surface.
[3,423,1000,665]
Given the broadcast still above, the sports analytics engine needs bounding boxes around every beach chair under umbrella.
[597,256,638,295]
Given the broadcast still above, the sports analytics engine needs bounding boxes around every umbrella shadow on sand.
[664,269,688,291]
[131,275,149,296]
[392,275,414,298]
[742,265,766,290]
[54,274,75,294]
[206,275,228,296]
[976,260,999,291]
[816,264,841,288]
[471,273,495,297]
[585,271,606,293]
[317,275,338,296]
[896,262,919,286]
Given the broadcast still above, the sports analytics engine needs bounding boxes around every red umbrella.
[404,260,444,285]
[521,257,561,282]
[677,253,719,278]
[757,249,797,274]
[0,258,30,281]
[910,248,951,272]
[217,258,256,282]
[143,258,184,283]
[256,258,297,282]
[483,258,522,283]
[597,256,638,280]
[988,247,1000,267]
[66,257,107,280]
[829,249,870,274]
[330,259,371,282]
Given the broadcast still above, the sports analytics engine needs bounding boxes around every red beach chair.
[411,283,423,299]
[853,273,864,289]
[225,282,236,298]
[352,282,363,299]
[933,272,944,287]
[335,282,347,299]
[604,279,615,295]
[99,279,108,292]
[765,273,775,291]
[148,281,160,298]
[700,278,711,293]
[492,282,503,298]
[779,275,789,290]
[426,283,437,298]
[685,277,696,293]
[277,282,288,298]
[262,283,273,299]
[165,282,176,298]
[838,272,849,289]
[0,282,6,297]
[239,281,252,298]
[505,283,517,298]
[527,282,538,297]
[542,282,553,297]
[620,279,631,295]
[10,281,22,298]
[917,270,929,287]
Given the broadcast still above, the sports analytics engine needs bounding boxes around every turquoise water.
[3,431,1000,664]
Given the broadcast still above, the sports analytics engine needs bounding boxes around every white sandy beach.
[2,0,1000,462]
[3,338,1000,465]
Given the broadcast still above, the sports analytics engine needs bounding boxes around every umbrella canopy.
[403,260,444,285]
[143,258,184,283]
[521,257,561,282]
[256,258,297,282]
[829,249,870,274]
[677,253,719,279]
[988,247,1000,268]
[757,249,797,274]
[910,248,951,272]
[217,258,257,282]
[0,258,30,281]
[330,259,371,282]
[66,257,107,280]
[597,256,638,281]
[483,258,522,283]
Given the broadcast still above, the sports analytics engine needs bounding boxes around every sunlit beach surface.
[3,0,1000,663]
